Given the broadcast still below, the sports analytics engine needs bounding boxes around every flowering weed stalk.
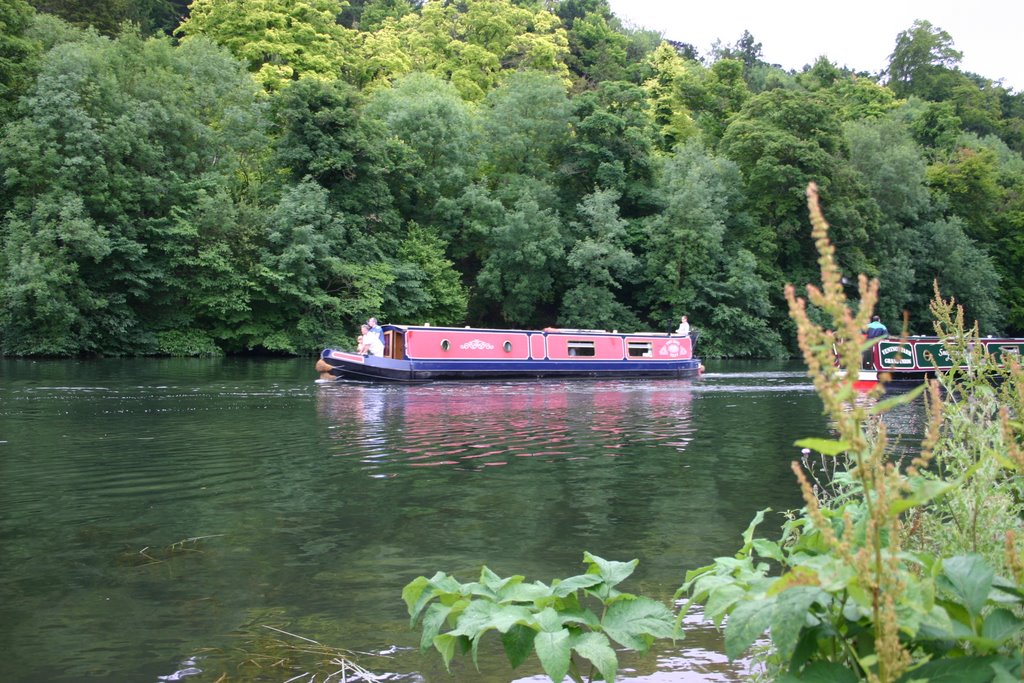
[679,183,1024,682]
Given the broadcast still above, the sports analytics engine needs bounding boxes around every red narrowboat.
[315,324,703,383]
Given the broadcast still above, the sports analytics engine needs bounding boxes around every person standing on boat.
[366,317,385,357]
[863,315,888,368]
[675,315,690,336]
[866,315,887,340]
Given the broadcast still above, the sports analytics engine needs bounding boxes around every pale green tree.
[397,0,570,101]
[177,0,355,91]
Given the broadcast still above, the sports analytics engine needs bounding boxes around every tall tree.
[397,0,570,101]
[363,73,478,226]
[0,32,265,355]
[558,188,640,329]
[177,0,354,91]
[640,141,782,356]
[0,0,40,125]
[887,19,962,100]
[476,196,565,325]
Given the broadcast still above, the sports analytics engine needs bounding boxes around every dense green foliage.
[677,187,1024,682]
[404,552,679,683]
[3,1,1024,356]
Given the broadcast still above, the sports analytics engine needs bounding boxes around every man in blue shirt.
[863,315,888,368]
[866,315,888,339]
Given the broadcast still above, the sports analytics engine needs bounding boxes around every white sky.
[606,0,1023,92]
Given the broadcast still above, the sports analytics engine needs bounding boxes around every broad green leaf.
[535,606,562,632]
[556,607,601,629]
[724,598,775,659]
[777,661,860,682]
[939,555,994,620]
[740,509,769,553]
[432,633,458,671]
[449,600,533,638]
[501,623,536,669]
[894,655,1007,682]
[752,538,784,562]
[703,583,745,626]
[552,573,604,597]
[497,581,551,603]
[793,438,849,456]
[403,576,432,621]
[602,597,678,651]
[583,552,638,590]
[981,608,1024,645]
[571,631,617,683]
[990,659,1021,683]
[534,629,571,683]
[889,479,954,515]
[479,566,526,595]
[420,602,452,651]
[771,587,825,663]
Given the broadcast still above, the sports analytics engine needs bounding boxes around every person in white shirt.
[366,317,385,355]
[675,315,690,336]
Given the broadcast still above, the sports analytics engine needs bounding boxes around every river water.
[0,358,923,683]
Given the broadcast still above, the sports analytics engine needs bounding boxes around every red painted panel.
[546,334,625,361]
[647,336,692,360]
[530,333,546,360]
[406,328,530,360]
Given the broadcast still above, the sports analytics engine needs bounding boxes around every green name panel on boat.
[877,341,914,369]
[986,341,1024,363]
[914,342,954,369]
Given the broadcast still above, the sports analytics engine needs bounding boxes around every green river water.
[0,358,924,682]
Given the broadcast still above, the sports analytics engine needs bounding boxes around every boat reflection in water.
[316,379,696,477]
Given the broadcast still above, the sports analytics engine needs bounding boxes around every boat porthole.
[441,339,450,351]
[503,341,513,352]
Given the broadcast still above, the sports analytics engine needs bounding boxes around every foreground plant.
[403,552,679,682]
[679,183,1024,682]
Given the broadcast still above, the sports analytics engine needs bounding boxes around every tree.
[0,0,40,124]
[478,71,574,184]
[177,0,355,91]
[562,81,658,215]
[476,196,566,325]
[887,19,962,100]
[363,73,478,226]
[642,42,698,151]
[270,77,407,244]
[640,141,783,356]
[385,223,469,325]
[719,88,854,282]
[396,0,570,101]
[558,189,640,330]
[564,12,630,85]
[0,32,266,355]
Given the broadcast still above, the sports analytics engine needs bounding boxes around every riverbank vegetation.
[2,1,1024,357]
[405,185,1024,681]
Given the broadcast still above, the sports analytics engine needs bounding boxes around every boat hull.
[318,349,703,383]
[857,336,1024,389]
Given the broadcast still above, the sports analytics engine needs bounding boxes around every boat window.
[567,340,596,357]
[441,339,450,351]
[503,341,513,352]
[627,341,653,357]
